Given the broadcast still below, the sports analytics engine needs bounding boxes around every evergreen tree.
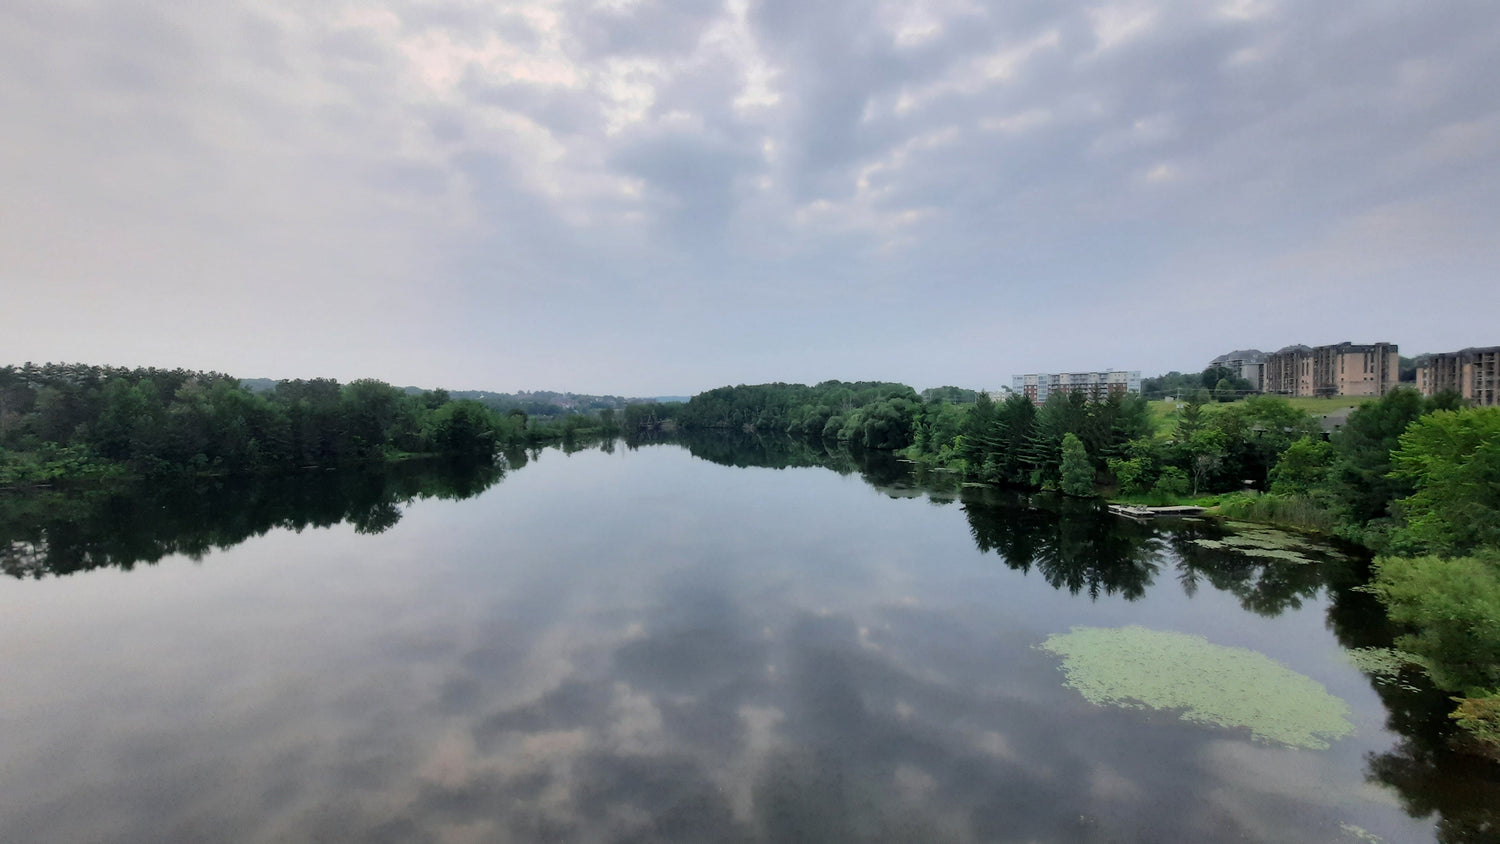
[1059,433,1094,497]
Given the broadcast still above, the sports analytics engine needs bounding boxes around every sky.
[3,0,1497,396]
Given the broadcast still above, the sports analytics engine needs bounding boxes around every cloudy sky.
[3,1,1496,395]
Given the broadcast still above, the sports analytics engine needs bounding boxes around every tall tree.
[1059,433,1094,497]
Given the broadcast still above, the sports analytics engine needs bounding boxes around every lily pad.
[1191,527,1320,563]
[1346,647,1426,692]
[1236,548,1316,564]
[1040,626,1354,749]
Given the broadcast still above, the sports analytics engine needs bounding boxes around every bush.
[1451,694,1500,758]
[1151,466,1189,498]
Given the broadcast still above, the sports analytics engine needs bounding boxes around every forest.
[0,363,621,484]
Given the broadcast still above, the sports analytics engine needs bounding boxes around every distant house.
[1264,342,1398,398]
[1011,370,1141,403]
[1415,346,1500,406]
[1208,349,1267,392]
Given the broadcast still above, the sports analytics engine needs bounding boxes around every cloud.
[2,0,1497,390]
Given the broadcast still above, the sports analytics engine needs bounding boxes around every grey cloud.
[610,122,766,242]
[574,0,726,58]
[3,0,1498,390]
[461,76,600,136]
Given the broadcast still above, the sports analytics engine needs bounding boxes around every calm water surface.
[1,439,1496,843]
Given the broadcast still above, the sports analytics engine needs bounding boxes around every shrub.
[1216,491,1339,533]
[1451,694,1500,758]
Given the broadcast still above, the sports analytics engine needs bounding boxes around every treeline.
[636,381,926,449]
[907,391,1157,493]
[0,363,620,484]
[1141,366,1256,401]
[438,389,638,419]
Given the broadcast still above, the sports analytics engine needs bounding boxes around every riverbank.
[1106,488,1343,537]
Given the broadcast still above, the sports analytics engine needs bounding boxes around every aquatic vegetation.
[1217,525,1306,548]
[1190,524,1322,564]
[1040,626,1354,749]
[1236,548,1316,564]
[1345,647,1426,692]
[1339,823,1385,843]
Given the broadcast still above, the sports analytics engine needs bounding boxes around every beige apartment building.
[1263,345,1313,396]
[1012,370,1141,403]
[1264,342,1399,398]
[1416,346,1500,406]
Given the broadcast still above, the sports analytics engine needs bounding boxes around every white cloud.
[980,108,1053,134]
[1087,2,1159,53]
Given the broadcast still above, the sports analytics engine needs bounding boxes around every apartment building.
[1208,349,1267,392]
[1416,346,1500,406]
[1012,370,1141,403]
[1263,345,1313,396]
[1264,342,1398,398]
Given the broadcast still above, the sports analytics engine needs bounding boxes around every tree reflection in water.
[0,455,508,579]
[665,432,1500,841]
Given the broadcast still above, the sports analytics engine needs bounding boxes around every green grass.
[1147,395,1361,437]
[1109,490,1223,507]
[1281,396,1362,415]
[1147,400,1180,436]
[1214,492,1340,533]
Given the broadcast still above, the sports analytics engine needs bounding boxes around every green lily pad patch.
[1190,525,1320,563]
[1040,626,1355,749]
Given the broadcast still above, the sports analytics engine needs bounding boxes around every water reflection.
[1164,523,1335,618]
[0,456,507,578]
[1324,573,1500,841]
[630,429,862,475]
[658,433,1500,841]
[960,488,1164,601]
[1,434,1495,842]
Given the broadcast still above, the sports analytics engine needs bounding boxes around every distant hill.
[238,378,278,393]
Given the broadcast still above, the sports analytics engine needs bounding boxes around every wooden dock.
[1107,504,1204,519]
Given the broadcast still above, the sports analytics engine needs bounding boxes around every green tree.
[1185,428,1228,495]
[957,392,999,467]
[1269,436,1335,496]
[1176,396,1206,441]
[1211,396,1321,488]
[1059,433,1094,497]
[1107,436,1163,496]
[1152,465,1190,498]
[1388,407,1500,556]
[1328,387,1431,528]
[423,400,501,457]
